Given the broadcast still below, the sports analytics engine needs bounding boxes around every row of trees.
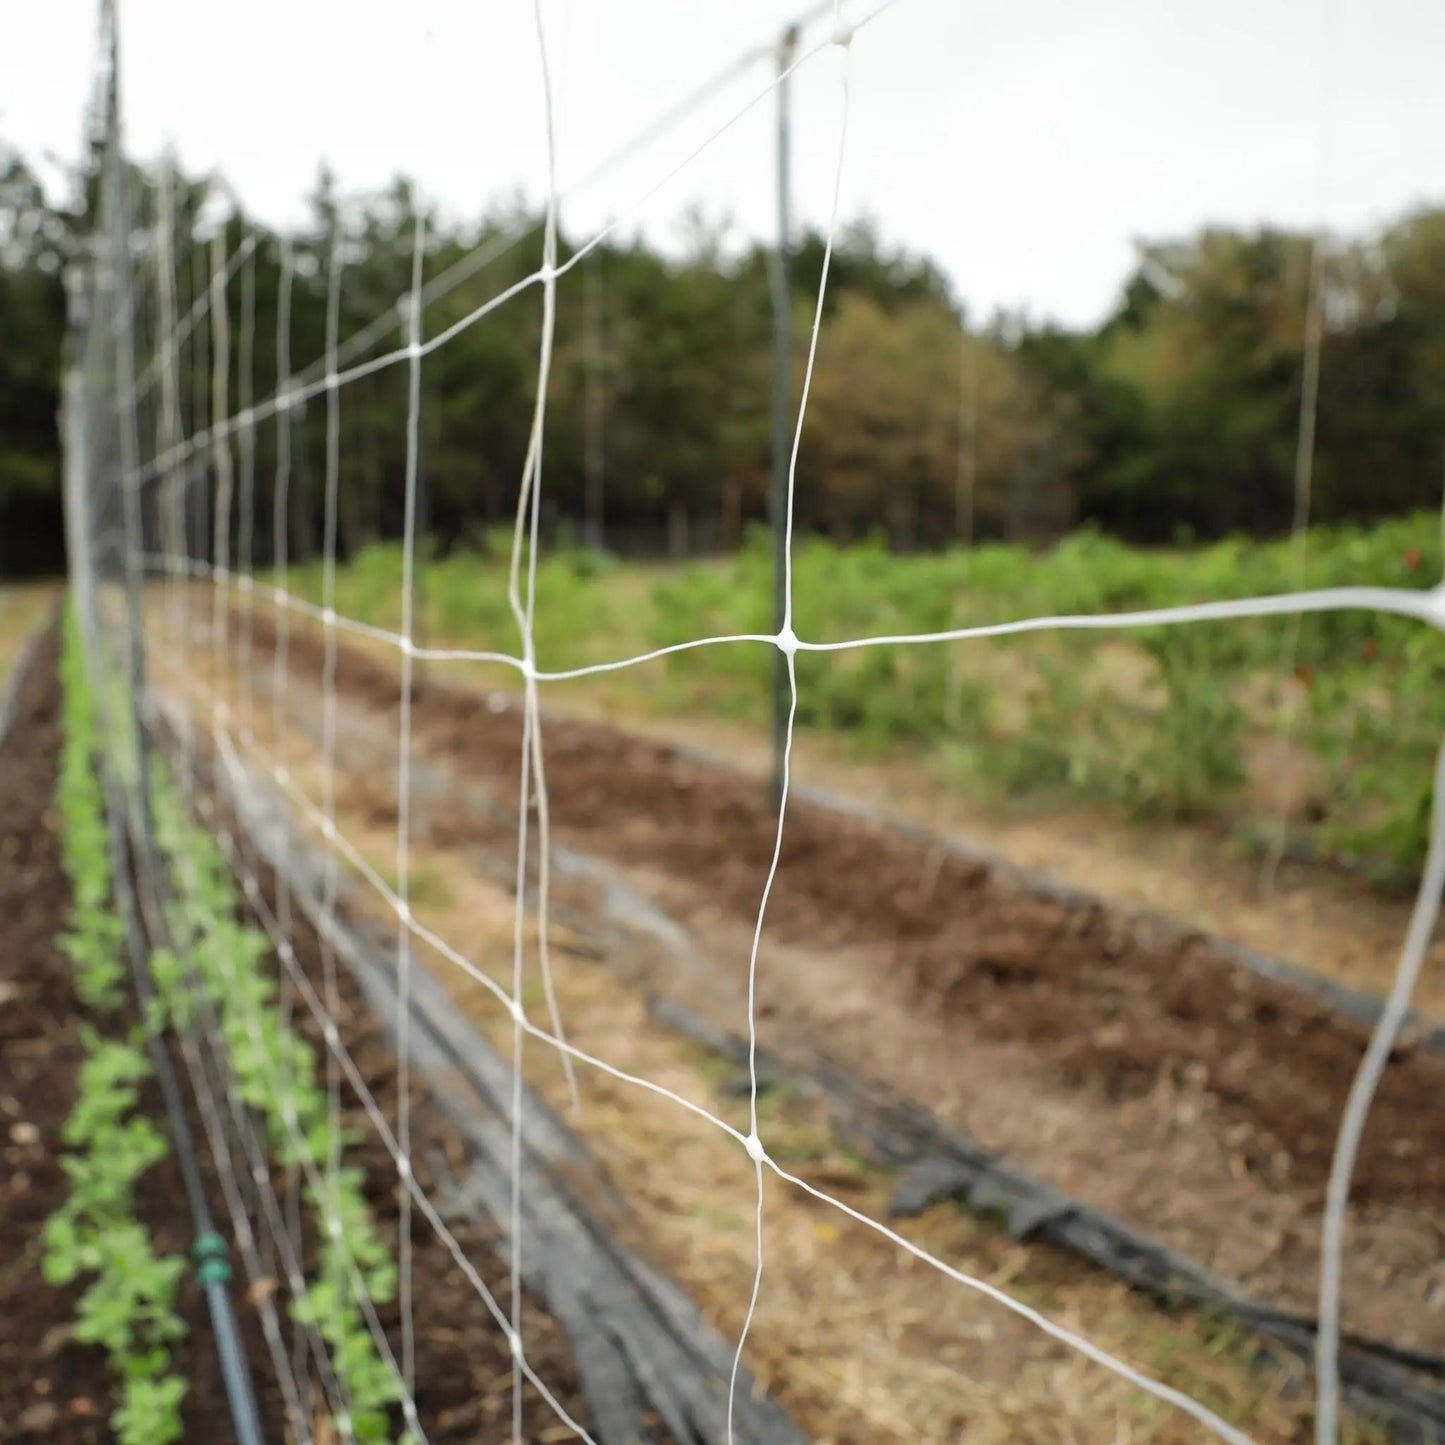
[4,135,1445,574]
[0,146,68,573]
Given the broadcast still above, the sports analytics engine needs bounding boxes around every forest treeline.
[5,137,1445,574]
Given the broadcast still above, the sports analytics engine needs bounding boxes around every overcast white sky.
[8,0,1445,328]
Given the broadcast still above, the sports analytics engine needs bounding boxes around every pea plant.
[56,616,126,1013]
[45,613,189,1445]
[148,767,409,1442]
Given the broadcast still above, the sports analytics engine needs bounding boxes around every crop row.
[148,753,410,1441]
[44,612,188,1444]
[47,610,411,1442]
[286,510,1445,879]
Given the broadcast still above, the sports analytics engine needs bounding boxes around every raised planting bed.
[0,625,284,1442]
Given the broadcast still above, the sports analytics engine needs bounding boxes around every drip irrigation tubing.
[100,732,267,1445]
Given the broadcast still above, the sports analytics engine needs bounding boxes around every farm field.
[102,576,1443,1442]
[12,514,1445,1442]
[0,583,59,673]
[272,514,1445,1021]
[12,0,1445,1437]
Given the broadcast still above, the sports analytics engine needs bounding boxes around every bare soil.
[609,707,1443,1014]
[0,630,593,1442]
[242,611,1445,1359]
[278,616,1444,1201]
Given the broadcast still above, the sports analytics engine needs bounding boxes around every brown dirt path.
[555,689,1445,1019]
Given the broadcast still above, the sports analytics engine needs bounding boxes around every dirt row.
[0,630,292,1442]
[0,632,593,1442]
[257,612,1445,1215]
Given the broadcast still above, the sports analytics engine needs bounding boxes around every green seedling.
[114,1370,187,1445]
[43,611,190,1445]
[149,754,409,1441]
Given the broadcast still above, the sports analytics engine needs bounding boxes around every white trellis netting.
[62,2,1445,1443]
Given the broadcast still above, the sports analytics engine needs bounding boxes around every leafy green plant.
[147,763,409,1442]
[46,610,189,1445]
[113,1370,188,1445]
[296,507,1445,879]
[56,617,126,1012]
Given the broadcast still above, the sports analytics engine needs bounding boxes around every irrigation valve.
[192,1232,233,1288]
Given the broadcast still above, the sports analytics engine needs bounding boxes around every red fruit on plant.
[1361,639,1379,661]
[1404,546,1421,570]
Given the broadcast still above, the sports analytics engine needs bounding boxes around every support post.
[769,24,798,817]
[584,244,605,552]
[416,371,429,690]
[61,270,95,648]
[956,317,979,548]
[400,290,429,691]
[101,0,157,859]
[93,10,267,1443]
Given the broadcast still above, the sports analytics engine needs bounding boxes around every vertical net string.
[319,217,352,1430]
[727,15,853,1443]
[395,203,427,1426]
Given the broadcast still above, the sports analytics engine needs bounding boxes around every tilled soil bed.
[0,631,593,1442]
